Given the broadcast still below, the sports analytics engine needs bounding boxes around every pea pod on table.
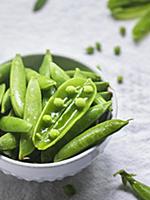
[19,78,42,160]
[54,119,129,162]
[33,78,96,150]
[10,54,26,117]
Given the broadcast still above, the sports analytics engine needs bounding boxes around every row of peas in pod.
[0,50,129,163]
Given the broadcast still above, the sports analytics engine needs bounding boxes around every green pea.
[0,83,6,105]
[66,86,77,95]
[0,133,17,151]
[0,62,11,83]
[54,98,65,108]
[10,54,26,117]
[19,78,42,160]
[54,119,129,162]
[1,88,11,114]
[0,116,32,133]
[42,114,53,125]
[75,98,86,109]
[49,129,60,140]
[83,85,94,93]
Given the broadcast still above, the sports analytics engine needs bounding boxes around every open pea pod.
[33,78,96,150]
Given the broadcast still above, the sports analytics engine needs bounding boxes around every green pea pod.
[10,54,26,117]
[133,10,150,41]
[1,149,18,159]
[42,86,56,108]
[97,91,113,101]
[94,92,107,104]
[0,62,11,83]
[50,62,70,87]
[74,68,87,79]
[0,133,17,151]
[0,116,32,133]
[25,68,56,90]
[114,170,150,200]
[33,0,48,12]
[19,78,42,160]
[95,82,109,92]
[66,69,101,81]
[39,49,52,77]
[33,78,96,150]
[41,101,111,163]
[54,119,129,162]
[0,83,6,105]
[1,88,11,114]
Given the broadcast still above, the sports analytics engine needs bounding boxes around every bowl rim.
[0,53,118,168]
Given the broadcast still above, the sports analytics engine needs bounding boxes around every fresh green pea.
[0,133,17,151]
[0,116,32,133]
[33,78,96,150]
[39,49,52,77]
[0,83,6,105]
[1,88,11,114]
[19,78,42,160]
[54,119,129,162]
[0,62,11,83]
[114,170,150,200]
[25,68,56,90]
[10,54,26,117]
[49,62,70,87]
[66,69,101,81]
[95,82,109,92]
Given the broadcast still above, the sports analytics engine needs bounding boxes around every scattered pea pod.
[114,170,150,200]
[33,78,96,150]
[19,78,42,160]
[54,119,129,162]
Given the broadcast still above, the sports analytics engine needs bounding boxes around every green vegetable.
[95,82,109,92]
[114,46,121,55]
[86,46,94,55]
[54,119,129,162]
[98,91,113,101]
[0,133,17,151]
[0,83,6,105]
[0,62,11,83]
[119,26,126,36]
[39,49,52,77]
[114,170,150,200]
[1,88,11,114]
[96,65,101,71]
[95,42,102,51]
[63,184,76,197]
[33,0,48,12]
[117,75,123,84]
[10,54,26,117]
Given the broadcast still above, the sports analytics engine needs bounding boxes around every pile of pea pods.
[0,50,129,163]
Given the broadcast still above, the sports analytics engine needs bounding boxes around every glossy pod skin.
[41,101,111,163]
[0,62,11,83]
[0,133,17,151]
[114,170,150,200]
[19,78,42,160]
[0,83,6,105]
[54,119,128,162]
[33,78,96,150]
[0,116,32,133]
[1,88,11,114]
[39,49,52,77]
[25,68,56,90]
[10,54,26,117]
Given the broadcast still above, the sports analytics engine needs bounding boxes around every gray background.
[0,0,150,199]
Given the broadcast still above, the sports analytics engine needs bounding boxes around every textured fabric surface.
[0,0,150,199]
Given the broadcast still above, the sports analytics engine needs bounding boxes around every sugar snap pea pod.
[0,133,17,151]
[66,69,101,81]
[49,62,70,87]
[42,86,56,107]
[114,170,150,200]
[74,68,86,79]
[0,116,32,133]
[10,54,26,117]
[54,119,129,162]
[25,68,56,90]
[0,62,11,83]
[33,78,96,150]
[39,49,52,77]
[41,101,111,163]
[97,91,113,101]
[19,78,42,160]
[1,88,11,114]
[0,83,6,105]
[95,82,109,92]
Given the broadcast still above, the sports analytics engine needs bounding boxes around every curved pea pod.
[33,78,96,150]
[0,133,17,151]
[49,62,70,86]
[1,88,11,114]
[41,101,111,163]
[114,170,150,200]
[19,78,42,160]
[0,116,32,133]
[25,68,56,90]
[54,119,129,162]
[0,83,6,105]
[10,54,26,117]
[95,82,109,92]
[0,62,11,83]
[39,49,52,77]
[66,69,101,81]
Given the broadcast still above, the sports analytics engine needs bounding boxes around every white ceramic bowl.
[0,54,117,182]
